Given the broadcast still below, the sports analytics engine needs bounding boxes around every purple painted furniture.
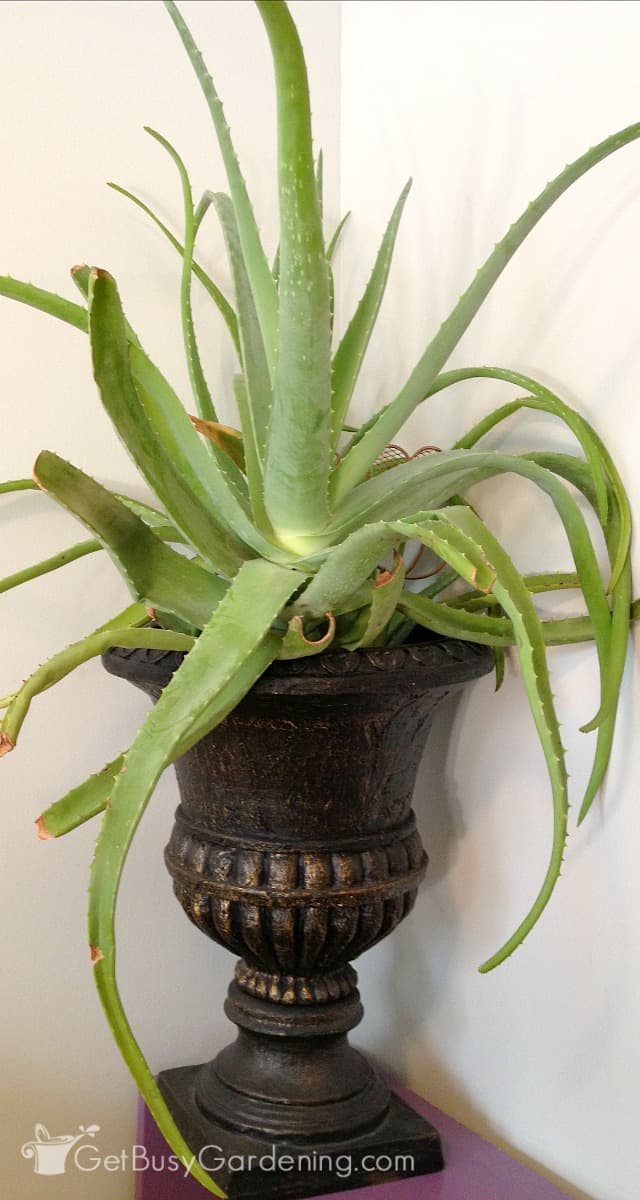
[135,1083,573,1200]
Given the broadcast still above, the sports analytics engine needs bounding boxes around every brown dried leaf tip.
[90,946,104,966]
[0,732,15,757]
[35,816,53,841]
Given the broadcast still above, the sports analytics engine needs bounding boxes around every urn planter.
[104,633,493,1199]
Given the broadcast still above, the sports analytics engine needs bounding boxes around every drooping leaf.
[333,119,640,501]
[1,627,195,753]
[88,559,302,1196]
[341,555,407,649]
[0,538,101,595]
[0,275,87,330]
[37,754,125,839]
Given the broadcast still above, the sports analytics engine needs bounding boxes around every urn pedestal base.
[158,972,443,1199]
[158,1066,443,1200]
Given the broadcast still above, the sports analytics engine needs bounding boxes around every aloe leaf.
[0,275,87,331]
[315,149,324,223]
[432,366,609,524]
[88,559,300,1196]
[257,0,332,541]
[279,612,336,659]
[233,374,273,538]
[0,539,101,594]
[333,120,640,501]
[331,449,614,722]
[400,588,598,647]
[71,264,141,347]
[1,627,195,753]
[127,341,250,514]
[330,181,411,448]
[107,181,240,353]
[326,211,351,262]
[451,572,581,610]
[164,0,278,376]
[90,269,289,562]
[211,193,272,497]
[430,364,632,582]
[520,452,634,812]
[440,507,568,972]
[342,555,407,649]
[88,268,250,573]
[579,555,631,820]
[144,127,217,422]
[33,452,226,627]
[37,754,125,839]
[298,514,496,619]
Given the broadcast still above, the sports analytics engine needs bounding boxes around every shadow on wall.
[367,690,594,1200]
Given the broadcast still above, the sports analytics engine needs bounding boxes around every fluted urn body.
[104,633,492,1199]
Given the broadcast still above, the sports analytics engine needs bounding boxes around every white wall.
[340,5,640,1200]
[0,3,339,1197]
[1,3,639,1200]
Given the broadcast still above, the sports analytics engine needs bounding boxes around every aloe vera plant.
[2,1,639,1191]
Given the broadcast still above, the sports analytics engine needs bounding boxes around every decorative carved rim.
[103,631,494,693]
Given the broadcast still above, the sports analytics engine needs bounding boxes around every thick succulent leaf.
[144,127,217,421]
[0,275,87,330]
[37,754,125,839]
[33,452,226,627]
[88,559,300,1196]
[298,514,496,618]
[430,364,631,583]
[433,366,609,523]
[164,0,278,376]
[330,181,411,448]
[71,264,141,346]
[440,507,569,972]
[341,555,406,649]
[522,453,634,814]
[233,374,273,538]
[211,193,272,497]
[257,0,332,540]
[400,588,598,647]
[107,181,240,353]
[88,268,251,573]
[0,627,195,754]
[127,342,250,513]
[279,612,336,659]
[451,572,581,610]
[333,119,640,501]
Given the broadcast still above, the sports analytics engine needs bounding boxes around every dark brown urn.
[104,633,493,1199]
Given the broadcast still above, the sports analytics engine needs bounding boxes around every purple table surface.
[135,1082,573,1200]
